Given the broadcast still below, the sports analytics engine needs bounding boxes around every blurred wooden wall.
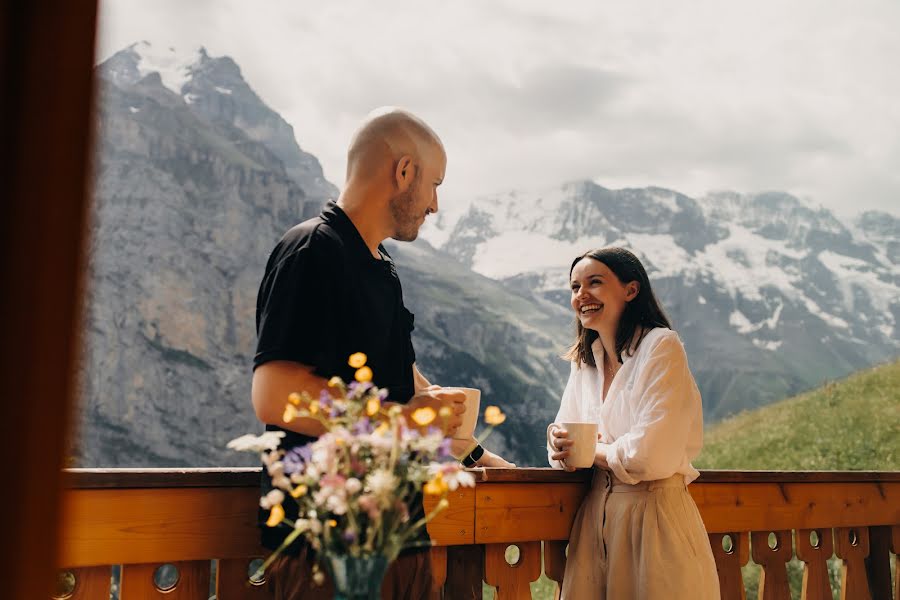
[0,0,98,597]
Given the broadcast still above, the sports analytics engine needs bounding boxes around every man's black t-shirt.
[254,201,418,554]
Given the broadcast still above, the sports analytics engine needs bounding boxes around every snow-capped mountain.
[421,182,899,419]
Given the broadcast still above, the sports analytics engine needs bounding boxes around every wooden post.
[863,526,891,600]
[751,530,793,600]
[443,544,484,600]
[796,528,834,600]
[709,532,749,600]
[0,0,98,598]
[834,527,871,600]
[484,541,542,600]
[216,557,270,600]
[543,540,568,598]
[429,546,448,599]
[120,560,212,599]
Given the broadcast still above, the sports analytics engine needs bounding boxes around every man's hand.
[402,387,466,436]
[475,448,516,468]
[450,438,516,468]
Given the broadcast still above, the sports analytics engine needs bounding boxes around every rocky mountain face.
[79,43,335,467]
[78,42,898,469]
[422,183,899,421]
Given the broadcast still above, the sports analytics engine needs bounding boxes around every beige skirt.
[560,469,720,600]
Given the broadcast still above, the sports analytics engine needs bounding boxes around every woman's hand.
[594,442,610,469]
[550,426,576,472]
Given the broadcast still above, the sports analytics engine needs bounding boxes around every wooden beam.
[0,0,98,597]
[59,487,266,567]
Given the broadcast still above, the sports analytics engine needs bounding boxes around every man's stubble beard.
[388,178,422,242]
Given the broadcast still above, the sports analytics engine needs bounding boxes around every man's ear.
[395,155,414,191]
[625,281,640,301]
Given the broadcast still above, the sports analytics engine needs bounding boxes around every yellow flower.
[373,422,390,436]
[438,406,452,418]
[282,404,298,423]
[328,376,342,388]
[288,392,302,406]
[327,519,338,528]
[366,397,381,416]
[309,400,319,415]
[411,407,437,426]
[266,503,285,527]
[484,405,506,425]
[335,437,345,447]
[424,474,449,496]
[355,366,373,383]
[290,484,308,498]
[348,352,368,368]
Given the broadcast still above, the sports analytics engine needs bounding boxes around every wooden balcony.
[58,468,899,599]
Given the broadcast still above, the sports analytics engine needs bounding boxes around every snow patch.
[752,339,782,351]
[471,232,599,280]
[215,86,233,95]
[134,41,201,94]
[129,106,140,113]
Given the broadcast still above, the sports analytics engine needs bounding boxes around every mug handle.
[547,423,567,469]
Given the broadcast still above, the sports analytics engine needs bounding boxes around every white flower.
[430,462,476,491]
[272,475,292,491]
[227,431,286,452]
[259,489,285,509]
[345,477,362,495]
[365,469,399,500]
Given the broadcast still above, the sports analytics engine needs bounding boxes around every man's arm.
[252,361,329,437]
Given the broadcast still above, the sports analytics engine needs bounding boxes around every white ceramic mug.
[548,421,599,468]
[447,387,481,440]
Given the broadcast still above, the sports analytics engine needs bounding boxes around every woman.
[548,247,719,600]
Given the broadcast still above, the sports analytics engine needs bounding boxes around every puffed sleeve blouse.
[548,328,704,485]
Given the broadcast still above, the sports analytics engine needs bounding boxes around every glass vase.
[325,554,389,600]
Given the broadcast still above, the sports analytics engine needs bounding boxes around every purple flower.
[318,389,333,407]
[436,437,452,460]
[352,417,373,435]
[378,388,389,401]
[342,529,357,543]
[282,443,314,474]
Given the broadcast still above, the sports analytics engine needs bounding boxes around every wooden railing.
[57,469,899,599]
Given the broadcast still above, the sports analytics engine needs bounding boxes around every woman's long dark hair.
[564,247,671,367]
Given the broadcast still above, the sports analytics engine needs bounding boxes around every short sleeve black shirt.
[254,201,418,553]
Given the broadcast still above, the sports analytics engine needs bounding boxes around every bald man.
[252,108,513,599]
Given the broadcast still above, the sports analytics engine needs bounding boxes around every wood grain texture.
[59,487,266,567]
[751,530,793,600]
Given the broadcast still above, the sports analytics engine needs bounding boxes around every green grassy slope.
[696,360,900,470]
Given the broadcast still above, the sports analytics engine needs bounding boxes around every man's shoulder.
[269,215,346,265]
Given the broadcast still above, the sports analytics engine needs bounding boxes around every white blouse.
[548,328,704,485]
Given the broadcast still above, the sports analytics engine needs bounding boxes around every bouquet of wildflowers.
[228,352,505,583]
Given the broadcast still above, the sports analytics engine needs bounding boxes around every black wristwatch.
[462,444,485,467]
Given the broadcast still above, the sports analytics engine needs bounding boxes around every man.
[252,107,513,599]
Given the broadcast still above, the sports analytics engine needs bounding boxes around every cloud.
[97,0,900,216]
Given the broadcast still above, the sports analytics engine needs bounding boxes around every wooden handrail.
[57,468,900,599]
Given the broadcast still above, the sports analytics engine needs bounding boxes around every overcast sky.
[97,0,900,218]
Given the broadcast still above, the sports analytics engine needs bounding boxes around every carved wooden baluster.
[892,525,900,600]
[443,544,484,600]
[709,532,749,600]
[796,528,834,600]
[216,557,269,599]
[864,525,892,600]
[542,540,568,600]
[484,541,542,600]
[120,560,211,599]
[56,566,111,599]
[429,546,448,600]
[834,527,871,600]
[750,530,793,600]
